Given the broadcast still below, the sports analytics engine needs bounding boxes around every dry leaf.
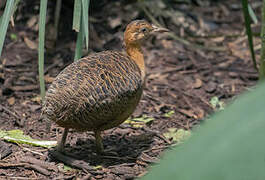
[192,78,202,89]
[109,17,122,29]
[212,36,225,43]
[31,96,41,104]
[161,39,173,49]
[44,75,55,83]
[178,108,198,119]
[26,16,38,28]
[7,97,15,105]
[24,37,38,50]
[194,107,204,119]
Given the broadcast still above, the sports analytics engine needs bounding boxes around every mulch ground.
[0,0,260,179]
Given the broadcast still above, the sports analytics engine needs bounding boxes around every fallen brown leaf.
[192,78,203,89]
[7,97,15,105]
[24,37,38,50]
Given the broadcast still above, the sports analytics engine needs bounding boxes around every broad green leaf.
[38,0,48,101]
[0,0,15,58]
[0,129,57,148]
[142,82,265,180]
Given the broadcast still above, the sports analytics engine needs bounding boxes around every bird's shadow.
[48,127,156,167]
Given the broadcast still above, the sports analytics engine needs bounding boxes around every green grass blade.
[259,0,265,80]
[142,82,265,179]
[38,0,48,101]
[72,0,82,32]
[81,0,89,50]
[74,15,84,61]
[11,0,20,16]
[241,0,257,71]
[0,0,15,59]
[248,4,258,24]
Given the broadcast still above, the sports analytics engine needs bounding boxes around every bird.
[42,20,169,153]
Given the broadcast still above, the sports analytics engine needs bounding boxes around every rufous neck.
[125,43,145,80]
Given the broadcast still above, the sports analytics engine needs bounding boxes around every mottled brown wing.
[42,51,143,131]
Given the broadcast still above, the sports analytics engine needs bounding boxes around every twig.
[20,156,57,171]
[25,164,50,176]
[0,162,26,167]
[0,104,20,119]
[22,147,45,156]
[1,177,38,180]
[49,150,94,171]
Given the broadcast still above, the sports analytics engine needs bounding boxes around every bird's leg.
[57,128,69,152]
[94,130,103,154]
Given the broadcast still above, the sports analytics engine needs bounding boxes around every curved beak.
[151,24,170,33]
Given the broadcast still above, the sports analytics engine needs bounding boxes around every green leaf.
[124,115,154,128]
[163,110,175,118]
[38,0,48,101]
[248,4,258,24]
[94,165,102,170]
[0,0,16,58]
[241,0,257,71]
[259,1,265,80]
[163,128,191,144]
[210,96,225,110]
[63,165,73,171]
[142,82,265,179]
[0,129,57,148]
[72,0,82,32]
[10,33,17,41]
[74,14,84,61]
[81,0,90,50]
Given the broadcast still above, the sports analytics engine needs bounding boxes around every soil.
[0,0,260,179]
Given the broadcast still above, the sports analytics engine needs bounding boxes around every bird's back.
[42,51,143,131]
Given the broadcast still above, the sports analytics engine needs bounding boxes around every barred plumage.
[41,20,169,153]
[43,51,143,131]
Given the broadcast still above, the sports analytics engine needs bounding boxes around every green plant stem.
[241,0,258,71]
[72,0,81,32]
[81,0,89,50]
[259,0,265,80]
[0,0,15,59]
[38,0,48,101]
[74,15,84,61]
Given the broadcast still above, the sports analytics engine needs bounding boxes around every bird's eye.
[140,27,148,33]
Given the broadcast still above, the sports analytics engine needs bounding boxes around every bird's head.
[124,20,169,45]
